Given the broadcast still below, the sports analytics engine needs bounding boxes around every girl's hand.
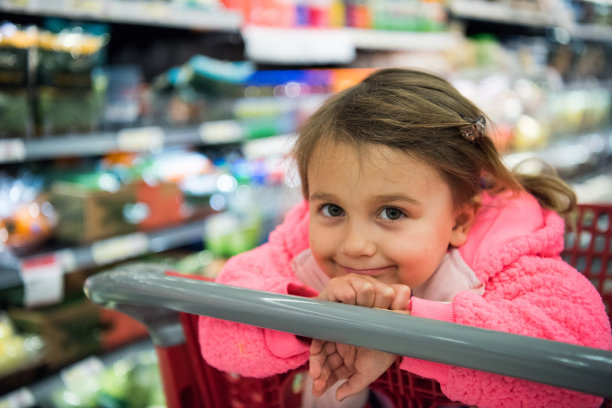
[309,339,397,401]
[310,275,411,400]
[316,274,411,310]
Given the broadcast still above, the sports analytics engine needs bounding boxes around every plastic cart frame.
[84,203,612,407]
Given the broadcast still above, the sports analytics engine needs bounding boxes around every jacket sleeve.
[198,201,315,378]
[400,256,611,408]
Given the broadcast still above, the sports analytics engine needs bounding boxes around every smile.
[341,265,394,276]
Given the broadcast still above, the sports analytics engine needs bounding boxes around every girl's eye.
[380,207,405,221]
[321,204,344,217]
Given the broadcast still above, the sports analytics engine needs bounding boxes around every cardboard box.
[135,181,185,231]
[50,181,186,243]
[50,182,138,243]
[8,298,102,370]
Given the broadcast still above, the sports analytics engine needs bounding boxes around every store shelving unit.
[0,120,267,163]
[448,0,567,27]
[448,0,612,43]
[1,220,208,307]
[569,23,612,43]
[0,0,242,31]
[242,25,462,64]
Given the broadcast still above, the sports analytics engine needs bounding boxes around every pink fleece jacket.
[198,192,611,408]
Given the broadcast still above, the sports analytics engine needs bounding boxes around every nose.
[342,221,376,258]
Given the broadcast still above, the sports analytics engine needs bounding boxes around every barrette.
[460,115,486,142]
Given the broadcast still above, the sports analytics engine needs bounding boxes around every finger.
[313,364,353,397]
[312,360,339,396]
[310,338,324,355]
[327,350,345,371]
[336,372,372,402]
[323,341,337,355]
[372,283,395,309]
[389,284,412,310]
[309,340,329,379]
[337,343,357,370]
[351,278,376,307]
[309,351,323,379]
[312,377,329,396]
[325,279,357,304]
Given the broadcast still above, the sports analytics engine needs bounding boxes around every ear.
[449,195,481,247]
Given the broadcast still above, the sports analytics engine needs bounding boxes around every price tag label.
[67,0,104,14]
[143,2,168,20]
[199,120,243,143]
[20,254,64,308]
[2,0,29,8]
[117,127,165,152]
[56,249,78,274]
[91,233,149,265]
[0,139,26,163]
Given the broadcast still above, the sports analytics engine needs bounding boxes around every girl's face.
[307,141,475,288]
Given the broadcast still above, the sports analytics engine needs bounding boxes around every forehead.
[307,141,448,197]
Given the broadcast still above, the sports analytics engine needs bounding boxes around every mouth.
[340,265,394,276]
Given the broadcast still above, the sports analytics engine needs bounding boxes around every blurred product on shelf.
[49,176,143,243]
[35,22,109,137]
[7,298,101,371]
[570,0,612,25]
[149,56,370,131]
[47,349,164,408]
[0,312,44,383]
[150,54,255,126]
[204,211,263,257]
[0,19,109,139]
[0,174,57,253]
[1,293,150,393]
[222,0,447,31]
[173,249,228,279]
[47,149,218,243]
[443,35,612,154]
[0,22,36,140]
[101,65,144,129]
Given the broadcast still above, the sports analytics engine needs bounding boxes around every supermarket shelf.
[0,220,208,307]
[242,26,461,65]
[569,23,612,43]
[243,26,356,65]
[26,219,207,274]
[0,121,262,163]
[0,0,242,31]
[448,0,567,27]
[345,28,462,51]
[449,0,612,43]
[503,129,612,180]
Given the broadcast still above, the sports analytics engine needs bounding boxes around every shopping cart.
[84,203,612,408]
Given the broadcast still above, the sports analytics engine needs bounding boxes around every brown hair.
[294,68,576,216]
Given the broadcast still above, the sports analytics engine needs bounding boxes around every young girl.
[198,68,611,408]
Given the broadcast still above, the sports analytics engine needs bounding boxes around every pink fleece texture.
[199,193,611,408]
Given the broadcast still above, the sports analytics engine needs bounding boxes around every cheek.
[309,224,333,260]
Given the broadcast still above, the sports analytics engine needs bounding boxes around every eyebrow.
[309,192,422,206]
[309,192,337,202]
[374,194,422,206]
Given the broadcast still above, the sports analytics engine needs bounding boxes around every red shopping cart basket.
[562,203,612,321]
[85,203,612,408]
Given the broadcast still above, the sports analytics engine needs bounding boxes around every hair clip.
[460,115,486,142]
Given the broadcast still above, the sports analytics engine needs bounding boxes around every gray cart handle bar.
[84,263,612,399]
